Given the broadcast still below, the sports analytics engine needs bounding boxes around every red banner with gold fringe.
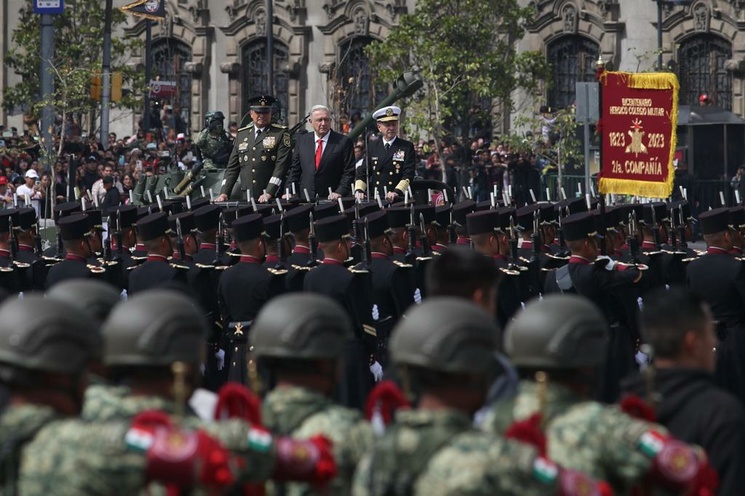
[598,72,679,198]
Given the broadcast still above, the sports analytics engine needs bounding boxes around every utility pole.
[267,0,274,95]
[40,14,55,170]
[100,0,113,149]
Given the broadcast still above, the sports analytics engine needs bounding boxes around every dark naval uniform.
[220,121,292,200]
[355,136,415,200]
[354,106,415,200]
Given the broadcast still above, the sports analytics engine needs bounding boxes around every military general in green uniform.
[216,95,292,203]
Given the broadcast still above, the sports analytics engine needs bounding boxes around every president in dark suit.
[286,105,355,201]
[354,105,416,203]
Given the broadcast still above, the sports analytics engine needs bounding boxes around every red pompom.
[214,383,262,425]
[364,380,410,425]
[619,394,656,422]
[504,413,547,457]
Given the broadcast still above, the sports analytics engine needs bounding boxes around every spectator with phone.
[0,177,13,209]
[16,169,42,215]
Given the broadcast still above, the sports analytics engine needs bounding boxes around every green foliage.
[3,0,144,125]
[366,0,550,143]
[510,106,585,173]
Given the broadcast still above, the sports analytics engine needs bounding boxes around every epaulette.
[12,261,30,269]
[237,123,255,132]
[349,267,369,274]
[0,266,13,273]
[87,264,106,274]
[227,251,242,257]
[131,255,147,261]
[642,250,664,256]
[267,267,288,275]
[195,263,215,269]
[42,255,62,263]
[392,260,413,268]
[519,256,532,264]
[499,267,521,276]
[695,249,706,256]
[215,265,229,271]
[102,260,119,267]
[416,256,433,262]
[291,264,313,271]
[682,257,698,263]
[170,263,191,270]
[270,123,288,129]
[545,252,570,261]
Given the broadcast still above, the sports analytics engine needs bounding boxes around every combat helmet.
[505,294,608,369]
[250,293,352,361]
[102,289,208,367]
[46,279,121,327]
[390,297,498,375]
[204,111,225,129]
[0,296,99,384]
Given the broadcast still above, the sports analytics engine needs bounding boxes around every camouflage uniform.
[81,383,276,483]
[263,386,374,496]
[481,380,663,488]
[353,409,561,496]
[194,127,233,170]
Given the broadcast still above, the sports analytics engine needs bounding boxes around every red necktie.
[315,139,323,170]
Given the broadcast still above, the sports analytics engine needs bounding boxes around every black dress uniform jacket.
[127,256,188,295]
[220,123,292,200]
[355,137,416,199]
[304,259,377,410]
[370,253,415,365]
[686,248,745,400]
[544,256,642,402]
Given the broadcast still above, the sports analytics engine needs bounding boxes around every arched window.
[151,38,192,134]
[336,37,378,119]
[241,39,289,123]
[678,34,732,110]
[546,35,599,109]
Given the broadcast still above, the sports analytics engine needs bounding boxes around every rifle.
[507,216,520,272]
[33,217,43,257]
[447,208,457,245]
[677,207,687,249]
[419,213,431,257]
[175,217,186,261]
[275,213,286,270]
[556,206,570,258]
[628,211,641,264]
[8,216,18,262]
[307,211,319,267]
[212,212,225,265]
[529,209,541,297]
[353,217,372,272]
[102,216,113,262]
[650,205,661,251]
[115,211,124,261]
[405,204,417,265]
[598,197,608,257]
[668,204,678,250]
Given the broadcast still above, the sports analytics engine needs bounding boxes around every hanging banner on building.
[598,71,679,198]
[120,0,165,21]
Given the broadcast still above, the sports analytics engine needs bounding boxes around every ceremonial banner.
[598,72,679,198]
[120,0,165,21]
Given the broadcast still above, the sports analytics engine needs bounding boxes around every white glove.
[369,361,383,382]
[595,255,616,271]
[215,349,225,371]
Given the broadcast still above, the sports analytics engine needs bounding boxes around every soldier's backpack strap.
[555,264,574,293]
[365,422,461,496]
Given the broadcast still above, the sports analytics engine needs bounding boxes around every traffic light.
[111,72,123,102]
[90,74,102,100]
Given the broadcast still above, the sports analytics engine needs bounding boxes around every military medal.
[263,136,276,149]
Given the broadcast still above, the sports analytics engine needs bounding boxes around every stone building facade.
[1,0,745,137]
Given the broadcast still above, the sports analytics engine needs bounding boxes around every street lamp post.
[654,0,692,70]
